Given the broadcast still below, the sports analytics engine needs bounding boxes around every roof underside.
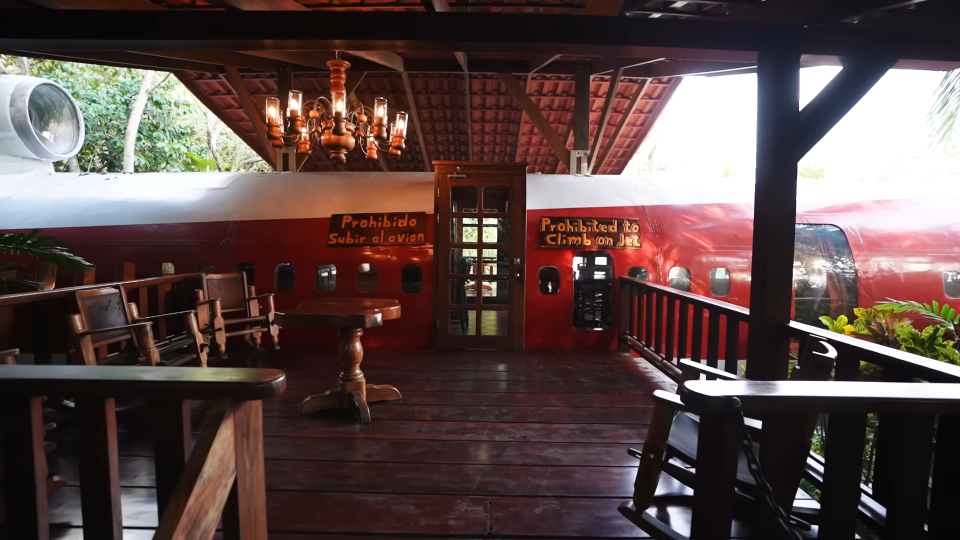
[3,0,955,174]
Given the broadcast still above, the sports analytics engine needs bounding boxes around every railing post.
[706,311,721,368]
[222,400,268,540]
[618,282,633,353]
[690,408,739,539]
[75,397,123,540]
[0,395,49,540]
[817,413,868,539]
[154,400,192,518]
[691,305,704,363]
[929,415,960,539]
[30,301,52,365]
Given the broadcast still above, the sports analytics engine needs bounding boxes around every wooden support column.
[464,71,473,161]
[76,397,122,540]
[276,62,293,116]
[154,400,192,518]
[590,67,622,173]
[573,62,591,152]
[744,49,800,381]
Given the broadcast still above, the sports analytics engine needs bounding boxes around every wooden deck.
[42,348,674,539]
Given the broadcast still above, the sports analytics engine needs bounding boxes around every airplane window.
[196,263,216,273]
[236,263,254,284]
[793,224,858,326]
[402,264,423,293]
[628,267,649,281]
[357,263,378,293]
[710,267,731,297]
[669,267,691,292]
[944,271,960,300]
[538,266,560,295]
[573,251,613,329]
[315,264,336,293]
[274,263,295,292]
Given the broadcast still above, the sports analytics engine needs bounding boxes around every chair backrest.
[202,273,248,313]
[74,287,134,347]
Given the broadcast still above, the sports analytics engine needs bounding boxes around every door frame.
[433,161,527,349]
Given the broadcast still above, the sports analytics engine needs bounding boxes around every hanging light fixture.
[265,53,408,165]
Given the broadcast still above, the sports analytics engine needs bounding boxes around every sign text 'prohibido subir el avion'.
[328,213,428,247]
[539,217,641,248]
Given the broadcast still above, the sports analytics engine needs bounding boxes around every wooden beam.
[24,0,163,8]
[155,400,237,540]
[796,55,896,159]
[498,71,571,171]
[1,11,954,64]
[589,67,622,173]
[582,0,624,16]
[276,62,293,117]
[464,70,473,161]
[573,62,591,152]
[224,65,276,170]
[144,51,277,72]
[591,57,661,75]
[204,0,306,9]
[176,72,274,167]
[607,77,681,175]
[401,72,432,172]
[18,50,221,73]
[592,78,648,174]
[347,50,404,72]
[529,53,562,74]
[76,398,122,540]
[744,49,800,382]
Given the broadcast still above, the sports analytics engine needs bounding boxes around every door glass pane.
[481,280,509,305]
[478,249,509,277]
[482,187,509,213]
[451,279,477,305]
[482,217,509,244]
[480,311,508,335]
[450,309,476,336]
[451,186,478,212]
[450,248,477,274]
[451,217,479,243]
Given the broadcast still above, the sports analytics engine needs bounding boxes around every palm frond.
[0,230,93,271]
[928,69,960,150]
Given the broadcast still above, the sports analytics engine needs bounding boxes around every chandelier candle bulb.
[394,112,408,136]
[288,90,302,117]
[266,96,280,124]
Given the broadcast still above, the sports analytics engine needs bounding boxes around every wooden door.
[434,162,526,349]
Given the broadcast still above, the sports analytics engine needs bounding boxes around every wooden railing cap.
[0,365,286,400]
[618,276,749,317]
[683,379,960,415]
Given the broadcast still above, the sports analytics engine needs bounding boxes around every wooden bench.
[620,379,960,539]
[0,364,286,540]
[195,272,279,357]
[67,286,208,367]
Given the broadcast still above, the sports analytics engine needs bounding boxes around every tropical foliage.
[929,69,960,150]
[0,230,93,294]
[0,55,267,173]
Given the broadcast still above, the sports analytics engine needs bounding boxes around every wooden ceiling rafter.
[401,72,433,172]
[607,77,680,174]
[498,72,571,171]
[593,77,649,174]
[223,65,276,170]
[589,67,622,173]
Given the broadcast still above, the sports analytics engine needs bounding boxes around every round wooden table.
[275,298,402,423]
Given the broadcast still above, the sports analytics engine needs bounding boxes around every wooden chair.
[620,335,838,539]
[67,287,208,367]
[195,272,279,357]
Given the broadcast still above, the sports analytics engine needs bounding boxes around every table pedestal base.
[298,327,401,423]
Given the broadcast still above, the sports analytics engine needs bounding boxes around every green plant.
[0,230,93,294]
[818,314,849,334]
[876,298,960,338]
[847,306,910,347]
[895,324,960,365]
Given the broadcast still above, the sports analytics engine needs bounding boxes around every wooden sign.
[328,212,428,247]
[538,217,641,249]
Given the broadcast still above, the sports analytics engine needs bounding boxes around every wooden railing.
[679,379,960,539]
[0,365,286,539]
[618,276,748,379]
[0,273,204,363]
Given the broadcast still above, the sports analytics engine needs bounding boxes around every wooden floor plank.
[260,401,653,424]
[45,348,666,538]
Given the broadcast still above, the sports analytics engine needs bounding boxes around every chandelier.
[265,55,408,164]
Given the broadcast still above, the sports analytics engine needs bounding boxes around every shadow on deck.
[43,348,674,539]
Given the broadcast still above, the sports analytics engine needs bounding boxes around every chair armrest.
[134,310,197,321]
[249,293,274,300]
[680,359,742,382]
[77,322,153,337]
[196,298,221,307]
